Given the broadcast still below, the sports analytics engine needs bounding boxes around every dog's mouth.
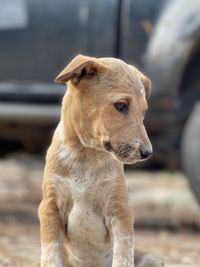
[103,141,113,152]
[103,141,143,164]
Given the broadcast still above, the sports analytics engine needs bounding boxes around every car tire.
[181,103,200,204]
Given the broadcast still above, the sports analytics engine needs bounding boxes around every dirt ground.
[0,154,199,267]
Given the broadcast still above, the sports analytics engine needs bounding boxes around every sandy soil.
[0,154,199,267]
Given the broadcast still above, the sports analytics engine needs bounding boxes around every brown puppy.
[39,55,165,267]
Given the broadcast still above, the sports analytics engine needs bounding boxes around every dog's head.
[55,55,152,164]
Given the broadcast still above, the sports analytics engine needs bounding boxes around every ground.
[0,154,199,267]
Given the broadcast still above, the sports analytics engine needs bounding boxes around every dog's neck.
[57,120,119,177]
[57,95,119,173]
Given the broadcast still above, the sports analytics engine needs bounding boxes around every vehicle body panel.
[0,0,200,166]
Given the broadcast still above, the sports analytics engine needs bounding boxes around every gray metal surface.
[145,0,200,97]
[0,102,60,124]
[0,82,65,103]
[181,102,200,202]
[0,0,119,83]
[0,0,28,30]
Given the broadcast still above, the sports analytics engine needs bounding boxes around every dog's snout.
[140,148,153,159]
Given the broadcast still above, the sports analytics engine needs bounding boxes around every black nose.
[140,149,153,159]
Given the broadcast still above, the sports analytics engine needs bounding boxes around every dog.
[38,55,165,267]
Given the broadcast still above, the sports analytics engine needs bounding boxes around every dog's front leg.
[108,206,134,267]
[39,199,64,267]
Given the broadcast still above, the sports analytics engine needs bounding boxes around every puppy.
[39,55,165,267]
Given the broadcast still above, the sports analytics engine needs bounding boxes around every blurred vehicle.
[0,0,200,201]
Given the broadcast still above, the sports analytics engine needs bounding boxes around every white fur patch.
[140,87,145,96]
[57,140,116,179]
[58,143,76,166]
[56,121,65,141]
[41,242,63,267]
[113,236,134,267]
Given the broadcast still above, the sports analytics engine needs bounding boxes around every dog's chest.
[66,176,111,267]
[67,176,108,243]
[52,173,108,242]
[67,200,107,244]
[67,198,111,267]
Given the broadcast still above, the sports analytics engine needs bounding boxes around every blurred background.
[0,0,200,266]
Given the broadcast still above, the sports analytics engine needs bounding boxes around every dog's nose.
[140,148,153,159]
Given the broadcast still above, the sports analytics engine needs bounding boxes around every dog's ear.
[140,75,151,100]
[55,54,105,84]
[128,65,151,100]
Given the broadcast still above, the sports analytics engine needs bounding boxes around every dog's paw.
[136,252,165,267]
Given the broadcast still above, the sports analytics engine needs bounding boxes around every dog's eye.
[114,102,129,114]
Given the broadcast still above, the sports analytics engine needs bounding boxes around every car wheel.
[181,103,200,204]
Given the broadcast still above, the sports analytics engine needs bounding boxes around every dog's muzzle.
[103,141,152,163]
[103,141,112,152]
